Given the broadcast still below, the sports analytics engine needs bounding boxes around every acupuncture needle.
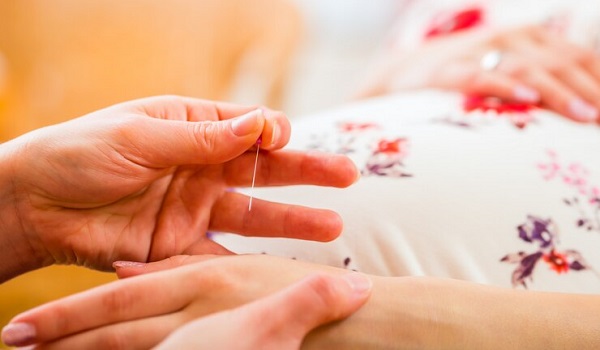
[248,136,262,211]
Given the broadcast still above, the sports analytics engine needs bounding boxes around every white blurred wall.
[282,0,399,117]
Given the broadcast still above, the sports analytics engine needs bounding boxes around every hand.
[0,95,358,281]
[4,254,600,349]
[155,273,371,350]
[1,255,372,349]
[357,25,600,123]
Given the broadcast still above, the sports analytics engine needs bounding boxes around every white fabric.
[215,90,600,293]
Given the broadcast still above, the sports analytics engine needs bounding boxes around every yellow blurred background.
[0,0,301,346]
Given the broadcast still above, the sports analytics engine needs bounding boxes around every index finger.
[0,265,202,347]
[224,150,360,188]
[127,95,291,150]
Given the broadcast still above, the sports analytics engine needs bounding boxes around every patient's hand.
[154,272,371,350]
[3,254,600,349]
[0,255,372,348]
[357,25,600,123]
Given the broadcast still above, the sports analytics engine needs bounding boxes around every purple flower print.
[501,215,592,288]
[501,251,543,288]
[517,216,556,249]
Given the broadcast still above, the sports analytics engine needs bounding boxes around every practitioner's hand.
[0,95,358,280]
[1,255,372,349]
[358,25,600,123]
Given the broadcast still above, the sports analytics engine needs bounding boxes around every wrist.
[321,277,600,349]
[304,276,445,349]
[0,138,47,282]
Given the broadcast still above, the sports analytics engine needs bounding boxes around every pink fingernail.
[1,322,36,347]
[569,99,599,122]
[270,121,280,146]
[112,261,146,268]
[231,109,263,136]
[513,85,540,103]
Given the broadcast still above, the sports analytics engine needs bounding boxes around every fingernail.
[2,322,36,347]
[341,273,372,297]
[513,85,540,103]
[231,109,263,136]
[270,121,280,146]
[113,261,146,268]
[569,99,599,122]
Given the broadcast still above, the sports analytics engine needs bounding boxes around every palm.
[22,142,247,270]
[7,96,357,271]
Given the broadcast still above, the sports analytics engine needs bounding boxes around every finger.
[521,66,599,122]
[154,273,372,350]
[432,59,540,103]
[504,35,600,121]
[1,266,202,347]
[463,67,540,103]
[536,28,600,82]
[29,314,180,350]
[114,255,214,279]
[539,35,600,111]
[224,150,360,188]
[209,191,344,241]
[556,67,600,116]
[126,95,291,150]
[147,151,358,261]
[118,108,266,168]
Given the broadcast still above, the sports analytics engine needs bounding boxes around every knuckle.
[305,274,339,311]
[466,70,488,91]
[102,329,128,350]
[46,304,71,336]
[502,59,528,78]
[573,49,596,67]
[100,288,134,319]
[544,60,567,75]
[188,122,219,158]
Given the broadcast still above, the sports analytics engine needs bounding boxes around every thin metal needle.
[248,139,261,211]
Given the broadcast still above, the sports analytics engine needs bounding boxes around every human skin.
[0,95,359,282]
[155,272,372,350]
[3,254,600,349]
[356,25,600,123]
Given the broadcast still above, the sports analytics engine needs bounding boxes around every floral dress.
[214,90,600,293]
[214,1,600,293]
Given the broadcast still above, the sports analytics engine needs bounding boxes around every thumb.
[231,273,372,347]
[125,109,265,167]
[155,273,372,350]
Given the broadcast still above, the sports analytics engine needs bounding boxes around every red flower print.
[463,94,536,114]
[339,122,379,133]
[463,94,537,129]
[543,250,569,274]
[376,138,407,155]
[425,7,484,39]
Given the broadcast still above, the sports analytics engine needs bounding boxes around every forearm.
[0,139,45,282]
[304,277,600,349]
